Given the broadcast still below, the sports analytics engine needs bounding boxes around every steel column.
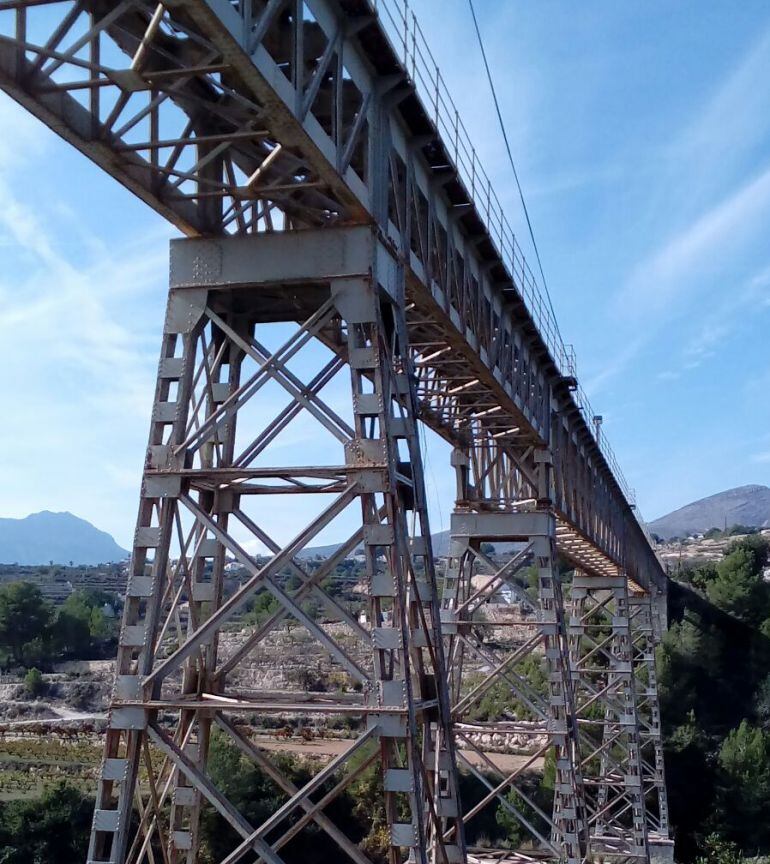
[441,445,588,864]
[88,235,465,864]
[568,574,649,861]
[629,593,671,844]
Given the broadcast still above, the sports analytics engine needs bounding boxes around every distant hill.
[0,511,128,565]
[299,529,521,559]
[649,485,770,539]
[298,531,456,560]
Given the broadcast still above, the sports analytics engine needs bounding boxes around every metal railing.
[369,0,639,511]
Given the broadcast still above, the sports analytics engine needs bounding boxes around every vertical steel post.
[441,443,587,864]
[568,573,649,861]
[88,238,465,864]
[629,592,671,843]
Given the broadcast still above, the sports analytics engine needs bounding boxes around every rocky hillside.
[649,485,770,539]
[0,512,128,566]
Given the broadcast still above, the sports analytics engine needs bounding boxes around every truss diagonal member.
[452,630,546,718]
[31,0,134,80]
[25,0,86,79]
[152,490,369,685]
[251,330,355,440]
[248,0,287,54]
[131,2,165,72]
[216,722,377,864]
[266,749,380,854]
[300,25,342,122]
[462,641,548,723]
[340,91,372,175]
[130,786,161,864]
[231,507,369,641]
[174,298,344,454]
[141,478,358,687]
[135,738,171,864]
[146,723,287,864]
[455,730,551,797]
[214,509,384,681]
[111,59,232,141]
[452,733,558,843]
[233,355,346,467]
[209,303,352,441]
[457,750,560,856]
[459,543,536,616]
[124,716,198,864]
[216,716,374,864]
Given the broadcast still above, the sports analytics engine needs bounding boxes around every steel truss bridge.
[0,2,672,863]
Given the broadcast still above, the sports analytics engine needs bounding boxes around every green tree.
[495,788,529,849]
[695,833,745,864]
[201,731,366,864]
[495,755,555,850]
[52,609,91,658]
[649,571,770,861]
[0,783,93,863]
[756,674,770,730]
[0,582,52,666]
[706,544,769,625]
[717,721,770,848]
[657,619,717,727]
[242,591,280,627]
[682,561,718,594]
[51,590,115,658]
[88,604,109,641]
[23,667,45,698]
[727,525,758,537]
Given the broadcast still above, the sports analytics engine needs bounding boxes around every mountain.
[298,531,458,560]
[648,485,770,540]
[298,529,521,559]
[0,511,128,565]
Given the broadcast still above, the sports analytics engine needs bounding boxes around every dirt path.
[250,735,544,773]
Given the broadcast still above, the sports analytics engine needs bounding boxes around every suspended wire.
[466,0,562,343]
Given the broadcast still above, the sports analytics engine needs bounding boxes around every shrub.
[24,667,45,698]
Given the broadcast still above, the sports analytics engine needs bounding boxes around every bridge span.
[0,2,671,863]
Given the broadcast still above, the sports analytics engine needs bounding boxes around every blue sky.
[1,1,769,548]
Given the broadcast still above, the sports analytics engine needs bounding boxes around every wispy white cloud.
[582,334,647,394]
[0,191,168,414]
[589,167,770,394]
[528,162,624,201]
[617,165,770,319]
[680,264,770,369]
[0,98,172,542]
[672,26,770,201]
[583,22,770,398]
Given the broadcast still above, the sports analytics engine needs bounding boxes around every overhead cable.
[467,0,562,343]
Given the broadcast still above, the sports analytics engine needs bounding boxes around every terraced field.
[0,732,103,800]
